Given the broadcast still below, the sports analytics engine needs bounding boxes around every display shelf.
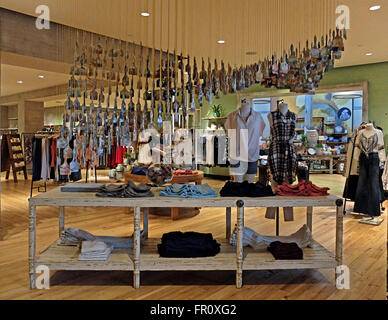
[37,238,335,272]
[28,188,343,290]
[37,240,133,271]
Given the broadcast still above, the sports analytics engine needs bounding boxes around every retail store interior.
[0,0,387,300]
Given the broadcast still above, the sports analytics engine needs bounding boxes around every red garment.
[275,180,329,197]
[50,138,57,168]
[115,146,126,166]
[174,169,197,176]
[107,138,117,168]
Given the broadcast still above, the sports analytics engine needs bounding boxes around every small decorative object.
[334,126,343,134]
[308,148,316,155]
[338,107,351,121]
[116,164,124,172]
[209,104,223,118]
[123,158,129,166]
[109,169,116,178]
[147,164,173,186]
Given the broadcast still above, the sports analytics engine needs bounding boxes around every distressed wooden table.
[28,187,343,290]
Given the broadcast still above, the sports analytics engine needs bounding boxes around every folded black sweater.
[158,232,221,258]
[220,181,275,197]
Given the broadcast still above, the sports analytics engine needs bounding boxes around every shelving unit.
[29,187,343,290]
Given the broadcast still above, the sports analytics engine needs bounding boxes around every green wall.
[199,61,388,175]
[200,61,388,142]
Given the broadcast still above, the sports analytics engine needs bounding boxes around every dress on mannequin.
[353,124,385,217]
[266,101,297,222]
[225,98,265,183]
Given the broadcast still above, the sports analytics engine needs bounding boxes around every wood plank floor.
[0,172,386,300]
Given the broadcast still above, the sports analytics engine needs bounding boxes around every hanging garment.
[0,134,10,172]
[40,138,51,182]
[353,153,384,217]
[157,232,221,258]
[268,110,297,185]
[220,181,274,197]
[31,137,42,181]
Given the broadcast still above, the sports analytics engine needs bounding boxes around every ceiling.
[0,64,69,97]
[0,0,387,99]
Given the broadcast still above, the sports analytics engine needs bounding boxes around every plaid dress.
[268,110,297,185]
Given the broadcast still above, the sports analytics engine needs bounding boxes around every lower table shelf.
[37,238,336,273]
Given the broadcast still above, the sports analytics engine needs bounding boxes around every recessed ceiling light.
[17,80,23,84]
[366,52,373,56]
[38,75,45,79]
[369,5,381,11]
[217,40,225,44]
[141,12,150,17]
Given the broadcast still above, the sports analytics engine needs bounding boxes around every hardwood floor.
[0,172,386,300]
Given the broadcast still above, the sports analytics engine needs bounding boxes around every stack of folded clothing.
[275,180,329,196]
[131,167,148,176]
[60,227,146,248]
[173,169,198,176]
[158,232,221,258]
[78,241,113,261]
[267,241,303,260]
[220,181,274,197]
[96,181,154,198]
[160,183,217,198]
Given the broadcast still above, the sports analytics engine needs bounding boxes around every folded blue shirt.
[160,183,218,198]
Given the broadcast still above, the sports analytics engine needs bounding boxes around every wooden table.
[28,188,343,290]
[306,155,346,174]
[124,170,204,219]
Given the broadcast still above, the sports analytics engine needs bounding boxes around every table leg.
[143,208,149,239]
[59,207,65,238]
[306,206,313,232]
[335,200,344,284]
[29,203,36,289]
[236,201,244,289]
[275,207,279,236]
[330,158,334,175]
[133,207,141,289]
[171,207,179,220]
[226,207,231,240]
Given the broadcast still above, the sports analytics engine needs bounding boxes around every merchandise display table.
[306,154,346,174]
[124,170,204,219]
[28,188,343,290]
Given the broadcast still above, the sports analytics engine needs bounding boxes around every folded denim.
[96,180,154,198]
[159,183,217,198]
[268,241,303,260]
[131,167,148,175]
[229,224,312,249]
[60,227,146,248]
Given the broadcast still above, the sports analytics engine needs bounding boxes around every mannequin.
[353,122,385,225]
[266,99,297,222]
[225,98,265,183]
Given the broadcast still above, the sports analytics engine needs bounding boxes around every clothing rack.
[27,132,59,197]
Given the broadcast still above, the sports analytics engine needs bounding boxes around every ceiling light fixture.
[38,75,45,79]
[366,52,373,56]
[17,80,23,84]
[369,5,381,11]
[141,12,150,17]
[217,40,225,44]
